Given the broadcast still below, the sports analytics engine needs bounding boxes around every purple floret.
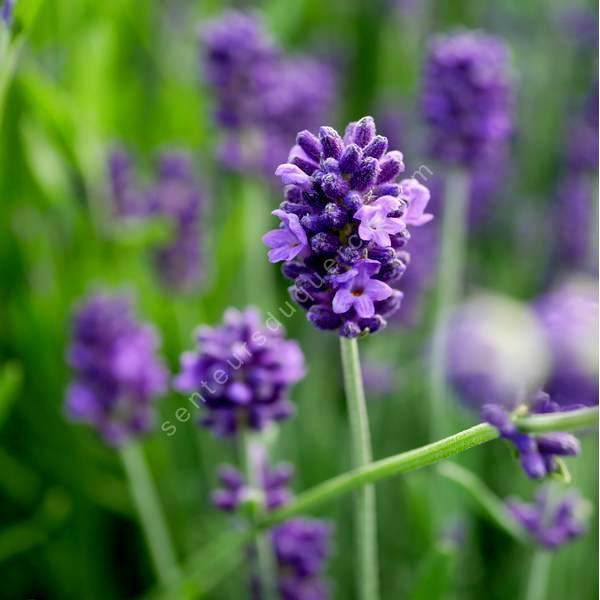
[265,115,433,337]
[174,307,305,436]
[65,294,168,446]
[482,392,581,480]
[421,30,513,166]
[507,486,587,549]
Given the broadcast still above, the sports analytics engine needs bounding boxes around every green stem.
[241,178,276,309]
[263,406,598,528]
[120,443,179,587]
[166,407,598,597]
[242,434,278,600]
[437,462,527,543]
[429,169,470,437]
[339,336,379,600]
[515,406,599,433]
[524,551,552,600]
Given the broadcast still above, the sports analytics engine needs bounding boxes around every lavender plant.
[107,149,205,291]
[199,10,335,178]
[65,293,179,586]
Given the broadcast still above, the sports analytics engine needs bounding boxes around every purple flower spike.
[199,11,335,177]
[421,30,513,166]
[507,487,588,550]
[333,259,393,318]
[174,307,305,437]
[107,149,205,291]
[263,210,309,263]
[482,392,582,480]
[1,0,14,26]
[267,115,432,337]
[65,294,168,446]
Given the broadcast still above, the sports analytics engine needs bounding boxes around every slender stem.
[120,443,179,587]
[437,462,527,543]
[242,178,276,308]
[242,434,278,600]
[262,406,598,528]
[167,407,598,597]
[515,406,599,433]
[524,551,552,600]
[429,169,470,437]
[339,336,379,600]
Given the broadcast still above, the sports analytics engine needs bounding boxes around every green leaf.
[0,361,23,429]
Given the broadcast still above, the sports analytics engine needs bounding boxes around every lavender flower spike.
[266,115,433,337]
[482,392,582,480]
[421,30,513,166]
[174,307,305,437]
[1,0,15,26]
[65,293,168,446]
[507,487,588,549]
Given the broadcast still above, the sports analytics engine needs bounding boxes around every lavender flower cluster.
[199,11,335,176]
[421,30,512,166]
[107,150,204,291]
[65,294,168,446]
[482,392,581,480]
[264,116,433,337]
[507,487,587,549]
[213,454,331,600]
[174,307,305,436]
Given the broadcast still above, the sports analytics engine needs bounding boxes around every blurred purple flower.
[174,307,305,437]
[65,294,168,446]
[1,0,14,26]
[482,392,581,480]
[421,30,513,166]
[507,487,587,549]
[212,459,294,513]
[107,149,205,291]
[555,6,599,51]
[199,11,335,177]
[362,361,396,396]
[266,115,432,337]
[534,277,599,408]
[446,294,550,410]
[274,519,332,600]
[566,86,599,173]
[212,448,331,599]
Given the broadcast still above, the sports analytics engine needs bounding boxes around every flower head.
[174,307,305,436]
[507,486,588,549]
[199,11,335,177]
[421,30,513,166]
[265,115,432,337]
[482,392,581,480]
[65,294,168,446]
[534,277,599,408]
[212,449,331,599]
[107,149,205,291]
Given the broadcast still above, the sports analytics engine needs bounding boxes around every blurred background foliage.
[0,0,597,598]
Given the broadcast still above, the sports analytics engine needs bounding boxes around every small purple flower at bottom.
[332,259,393,319]
[211,459,293,513]
[482,394,581,480]
[507,487,588,549]
[263,209,309,262]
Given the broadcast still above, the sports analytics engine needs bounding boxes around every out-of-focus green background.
[0,0,597,598]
